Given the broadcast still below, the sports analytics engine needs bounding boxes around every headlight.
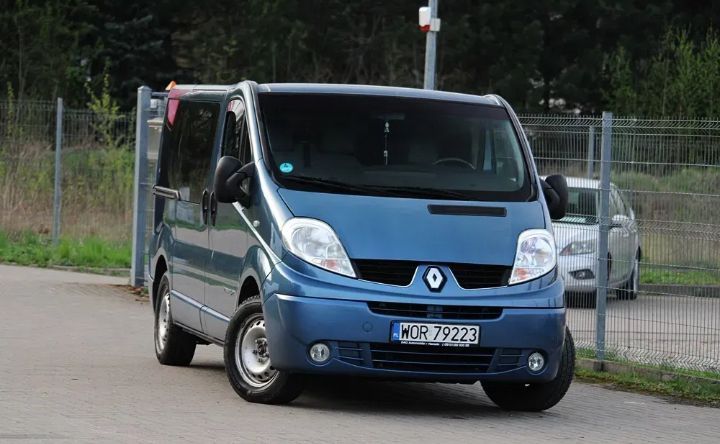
[281,218,356,278]
[559,240,596,256]
[509,229,556,285]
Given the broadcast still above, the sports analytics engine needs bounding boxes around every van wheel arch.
[238,277,261,307]
[153,256,168,312]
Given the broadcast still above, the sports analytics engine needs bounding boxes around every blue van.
[149,82,572,410]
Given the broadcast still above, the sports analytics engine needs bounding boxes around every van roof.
[170,82,504,107]
[257,83,503,106]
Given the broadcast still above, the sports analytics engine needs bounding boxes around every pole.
[587,125,595,179]
[52,98,63,244]
[596,111,613,361]
[131,86,151,287]
[423,0,439,90]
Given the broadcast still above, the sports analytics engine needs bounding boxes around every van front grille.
[353,259,511,289]
[449,264,511,289]
[354,259,418,286]
[370,343,495,373]
[367,302,503,320]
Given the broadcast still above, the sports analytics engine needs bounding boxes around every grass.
[576,346,720,405]
[576,367,720,407]
[0,230,130,269]
[641,268,720,286]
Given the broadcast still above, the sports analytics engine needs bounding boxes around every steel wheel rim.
[156,291,171,352]
[236,314,278,388]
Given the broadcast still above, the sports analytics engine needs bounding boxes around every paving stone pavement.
[0,264,718,443]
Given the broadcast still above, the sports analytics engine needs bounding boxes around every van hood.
[277,189,547,266]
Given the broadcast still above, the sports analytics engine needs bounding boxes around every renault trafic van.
[149,82,572,410]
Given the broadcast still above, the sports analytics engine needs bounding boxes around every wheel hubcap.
[236,315,278,388]
[156,292,170,352]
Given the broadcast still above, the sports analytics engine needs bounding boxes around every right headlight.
[281,217,356,278]
[559,240,596,256]
[509,229,557,285]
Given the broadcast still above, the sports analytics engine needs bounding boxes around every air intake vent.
[449,263,511,289]
[370,343,495,373]
[367,302,503,320]
[354,259,417,286]
[354,260,511,289]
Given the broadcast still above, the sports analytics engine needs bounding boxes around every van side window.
[168,101,219,203]
[222,99,252,165]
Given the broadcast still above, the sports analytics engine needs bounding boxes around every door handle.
[201,189,210,225]
[210,191,218,226]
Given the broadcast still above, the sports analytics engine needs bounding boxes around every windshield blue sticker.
[279,162,294,173]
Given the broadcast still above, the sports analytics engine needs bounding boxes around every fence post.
[596,111,613,361]
[52,98,63,245]
[131,86,151,287]
[587,125,595,179]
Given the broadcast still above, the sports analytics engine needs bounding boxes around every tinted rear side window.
[160,100,220,203]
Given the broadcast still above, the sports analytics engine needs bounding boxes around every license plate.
[391,322,480,347]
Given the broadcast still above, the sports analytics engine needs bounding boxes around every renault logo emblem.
[423,266,446,292]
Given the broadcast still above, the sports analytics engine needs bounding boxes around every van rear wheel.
[224,296,305,404]
[154,274,196,366]
[481,327,575,411]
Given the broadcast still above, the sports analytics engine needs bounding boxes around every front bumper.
[263,293,567,382]
[557,254,597,293]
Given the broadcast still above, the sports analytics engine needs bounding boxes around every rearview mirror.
[214,156,255,205]
[610,214,629,228]
[542,175,568,220]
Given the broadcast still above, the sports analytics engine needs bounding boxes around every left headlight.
[509,229,557,285]
[281,217,356,278]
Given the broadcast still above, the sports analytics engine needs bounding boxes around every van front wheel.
[224,296,305,404]
[481,327,575,411]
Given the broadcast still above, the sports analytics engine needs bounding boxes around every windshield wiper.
[282,176,474,200]
[281,175,393,196]
[368,185,474,201]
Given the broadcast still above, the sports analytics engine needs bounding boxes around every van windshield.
[258,93,532,201]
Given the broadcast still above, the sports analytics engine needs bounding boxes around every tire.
[481,327,575,412]
[154,274,196,366]
[224,296,305,404]
[617,251,640,301]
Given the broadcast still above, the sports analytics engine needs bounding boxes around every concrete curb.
[577,357,720,386]
[49,265,130,278]
[641,284,720,298]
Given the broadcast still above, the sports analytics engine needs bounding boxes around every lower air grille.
[370,343,495,373]
[367,302,503,320]
[496,348,523,371]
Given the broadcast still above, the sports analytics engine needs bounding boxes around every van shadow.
[295,376,503,417]
[186,360,532,418]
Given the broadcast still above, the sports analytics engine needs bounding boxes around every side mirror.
[542,174,568,220]
[214,156,255,205]
[611,214,629,229]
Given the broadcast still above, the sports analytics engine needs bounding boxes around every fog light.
[571,269,595,280]
[309,342,331,364]
[528,352,545,372]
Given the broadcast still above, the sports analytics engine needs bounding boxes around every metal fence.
[521,114,720,372]
[0,98,135,242]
